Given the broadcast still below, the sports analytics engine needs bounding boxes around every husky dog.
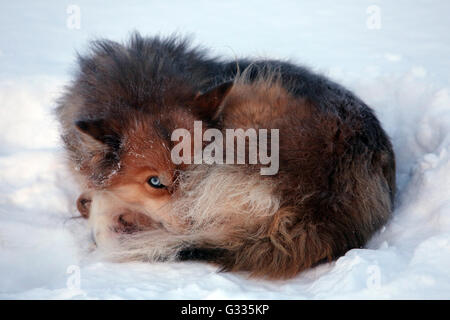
[56,33,395,279]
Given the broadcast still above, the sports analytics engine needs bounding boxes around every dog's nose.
[77,193,92,218]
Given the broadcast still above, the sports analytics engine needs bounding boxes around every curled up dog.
[56,33,396,279]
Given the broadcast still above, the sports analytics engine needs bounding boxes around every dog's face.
[74,114,178,243]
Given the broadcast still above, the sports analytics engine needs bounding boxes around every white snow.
[0,0,449,299]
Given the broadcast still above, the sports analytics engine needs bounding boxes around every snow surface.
[1,0,449,299]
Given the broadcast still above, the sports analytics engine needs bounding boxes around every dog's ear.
[192,81,233,120]
[75,119,121,150]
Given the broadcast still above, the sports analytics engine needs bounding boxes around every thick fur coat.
[56,33,395,279]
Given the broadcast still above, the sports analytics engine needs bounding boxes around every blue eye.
[147,176,165,189]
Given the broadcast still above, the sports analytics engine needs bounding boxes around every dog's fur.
[56,33,395,279]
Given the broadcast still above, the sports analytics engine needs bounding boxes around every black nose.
[76,193,92,218]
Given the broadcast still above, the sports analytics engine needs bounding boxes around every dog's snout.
[77,193,92,218]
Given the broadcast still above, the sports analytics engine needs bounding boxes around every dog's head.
[71,81,234,242]
[56,35,235,244]
[73,112,182,240]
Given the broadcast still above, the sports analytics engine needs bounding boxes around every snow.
[0,0,449,299]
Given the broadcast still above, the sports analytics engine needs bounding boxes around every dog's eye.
[147,176,165,189]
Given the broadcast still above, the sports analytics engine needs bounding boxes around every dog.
[56,33,395,279]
